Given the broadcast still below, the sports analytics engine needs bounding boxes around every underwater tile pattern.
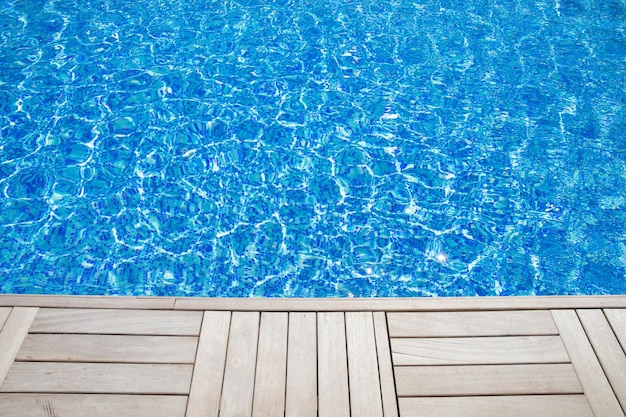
[0,0,625,297]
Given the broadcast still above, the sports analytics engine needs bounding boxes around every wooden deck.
[0,295,625,417]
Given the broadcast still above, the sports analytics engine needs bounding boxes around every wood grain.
[0,362,193,394]
[0,295,175,309]
[346,312,383,417]
[30,308,202,335]
[252,313,288,417]
[604,309,626,351]
[391,336,569,365]
[398,395,594,417]
[172,295,626,311]
[373,312,399,417]
[318,312,349,417]
[0,308,10,329]
[0,394,188,417]
[17,334,198,363]
[220,312,260,417]
[551,310,623,417]
[395,364,582,396]
[3,294,623,312]
[0,296,625,417]
[285,312,317,417]
[186,311,231,417]
[387,311,558,337]
[577,309,626,412]
[0,308,38,387]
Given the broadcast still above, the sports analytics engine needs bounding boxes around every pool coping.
[1,294,626,310]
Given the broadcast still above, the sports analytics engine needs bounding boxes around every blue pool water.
[1,0,625,297]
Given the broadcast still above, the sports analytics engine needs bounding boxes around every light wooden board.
[0,362,193,394]
[373,312,399,417]
[0,308,38,387]
[2,294,626,312]
[346,312,384,417]
[30,308,202,335]
[387,311,558,337]
[0,394,188,417]
[394,364,582,396]
[398,395,595,417]
[604,309,626,351]
[285,312,317,417]
[0,296,626,417]
[186,311,231,417]
[0,308,10,330]
[252,312,288,417]
[551,310,624,417]
[0,295,175,309]
[391,336,569,365]
[173,295,626,311]
[220,312,260,417]
[317,312,350,417]
[577,309,626,412]
[17,334,198,363]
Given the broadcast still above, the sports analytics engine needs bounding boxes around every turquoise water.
[1,0,625,297]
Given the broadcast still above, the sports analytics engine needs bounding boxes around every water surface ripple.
[1,0,625,296]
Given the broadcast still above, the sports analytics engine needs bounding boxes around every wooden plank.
[0,307,38,387]
[387,311,558,337]
[578,309,626,412]
[346,312,383,417]
[391,336,569,365]
[16,334,198,363]
[0,308,10,330]
[0,295,175,309]
[173,295,626,311]
[398,395,594,417]
[186,311,231,417]
[252,313,288,417]
[373,312,399,417]
[551,310,623,417]
[0,362,192,394]
[220,312,260,417]
[317,312,349,417]
[394,364,582,396]
[30,308,202,335]
[1,294,625,312]
[285,312,317,417]
[605,309,626,351]
[0,394,188,417]
[0,294,624,312]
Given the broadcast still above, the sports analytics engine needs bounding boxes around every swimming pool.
[1,0,625,297]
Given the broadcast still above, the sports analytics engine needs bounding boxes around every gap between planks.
[0,308,39,387]
[552,309,624,417]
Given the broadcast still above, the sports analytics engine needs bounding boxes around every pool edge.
[1,294,626,311]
